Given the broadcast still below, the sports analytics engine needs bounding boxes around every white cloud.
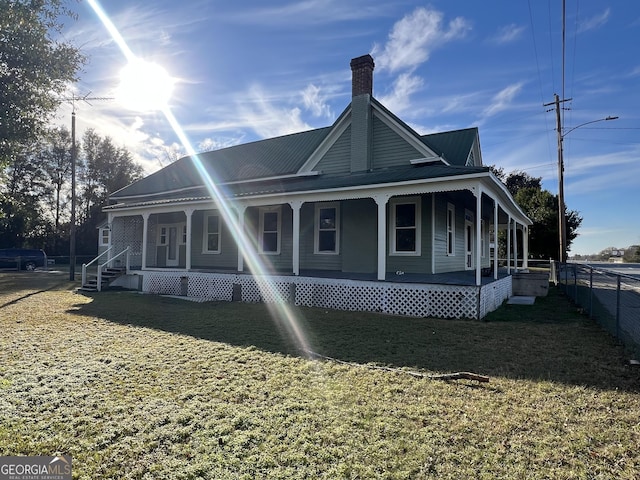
[578,8,610,33]
[489,24,525,45]
[237,85,312,139]
[378,73,424,115]
[302,84,333,119]
[374,7,471,73]
[480,82,524,119]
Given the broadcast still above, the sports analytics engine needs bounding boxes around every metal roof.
[105,163,489,210]
[421,128,478,166]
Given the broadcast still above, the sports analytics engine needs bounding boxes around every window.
[390,197,421,255]
[99,227,110,247]
[447,203,455,256]
[314,203,340,254]
[259,207,281,254]
[159,226,168,245]
[158,224,186,245]
[203,213,221,253]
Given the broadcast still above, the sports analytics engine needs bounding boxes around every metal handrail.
[82,247,113,286]
[97,247,130,291]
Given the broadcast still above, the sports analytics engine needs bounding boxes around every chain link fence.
[554,262,640,357]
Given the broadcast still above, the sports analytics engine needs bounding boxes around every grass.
[0,271,639,479]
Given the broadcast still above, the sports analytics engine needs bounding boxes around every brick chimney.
[350,54,375,97]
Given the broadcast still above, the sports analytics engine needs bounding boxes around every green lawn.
[0,272,638,479]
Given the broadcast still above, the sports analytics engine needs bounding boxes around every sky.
[54,0,640,256]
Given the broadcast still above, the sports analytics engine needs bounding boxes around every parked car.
[0,248,47,271]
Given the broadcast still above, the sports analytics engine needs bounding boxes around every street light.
[556,104,618,263]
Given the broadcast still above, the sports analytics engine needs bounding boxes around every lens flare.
[87,0,312,355]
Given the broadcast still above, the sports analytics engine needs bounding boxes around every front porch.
[117,268,513,320]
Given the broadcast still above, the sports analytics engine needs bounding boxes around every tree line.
[1,1,142,256]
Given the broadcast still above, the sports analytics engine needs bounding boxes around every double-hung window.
[99,227,110,247]
[314,203,340,254]
[259,207,281,254]
[390,197,421,255]
[203,213,221,253]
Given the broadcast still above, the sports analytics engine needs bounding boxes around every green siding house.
[94,55,531,319]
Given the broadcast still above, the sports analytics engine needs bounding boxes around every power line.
[61,92,113,282]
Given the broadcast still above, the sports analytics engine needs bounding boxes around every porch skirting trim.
[141,272,512,320]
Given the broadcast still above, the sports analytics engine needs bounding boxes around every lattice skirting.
[141,271,512,319]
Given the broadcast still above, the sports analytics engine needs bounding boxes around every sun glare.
[116,59,174,112]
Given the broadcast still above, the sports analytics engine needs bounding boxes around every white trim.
[446,203,455,256]
[157,222,185,267]
[202,212,221,254]
[410,157,446,165]
[389,196,421,256]
[258,206,281,255]
[99,227,110,247]
[314,202,340,255]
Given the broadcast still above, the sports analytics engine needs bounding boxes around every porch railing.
[82,247,130,291]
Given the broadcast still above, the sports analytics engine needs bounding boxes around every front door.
[159,224,182,267]
[166,226,179,267]
[465,220,473,270]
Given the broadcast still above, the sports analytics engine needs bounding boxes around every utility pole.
[544,94,571,263]
[64,93,113,281]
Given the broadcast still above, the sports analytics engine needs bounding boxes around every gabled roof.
[105,163,489,210]
[111,97,481,202]
[111,127,331,199]
[421,128,479,166]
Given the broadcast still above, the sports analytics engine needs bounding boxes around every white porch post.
[141,213,149,270]
[237,206,246,272]
[507,216,511,275]
[475,187,482,286]
[374,194,389,281]
[289,201,302,275]
[523,226,529,269]
[493,199,499,280]
[185,208,194,270]
[513,220,519,272]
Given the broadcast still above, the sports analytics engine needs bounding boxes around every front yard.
[0,272,638,479]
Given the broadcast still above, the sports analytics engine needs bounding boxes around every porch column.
[493,200,498,279]
[185,208,194,270]
[373,194,390,281]
[523,226,529,269]
[141,212,150,270]
[506,216,511,275]
[107,213,114,262]
[513,220,519,272]
[289,201,302,276]
[237,206,246,272]
[475,187,482,286]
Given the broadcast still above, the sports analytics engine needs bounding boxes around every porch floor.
[299,269,512,286]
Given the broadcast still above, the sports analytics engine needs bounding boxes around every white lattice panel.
[138,272,491,319]
[427,286,478,319]
[383,286,431,317]
[479,276,512,317]
[187,274,234,301]
[145,273,182,295]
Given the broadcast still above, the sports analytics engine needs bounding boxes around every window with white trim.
[99,227,110,247]
[203,213,221,253]
[446,203,455,256]
[259,207,281,254]
[390,197,421,255]
[314,203,340,254]
[159,226,168,245]
[158,224,186,245]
